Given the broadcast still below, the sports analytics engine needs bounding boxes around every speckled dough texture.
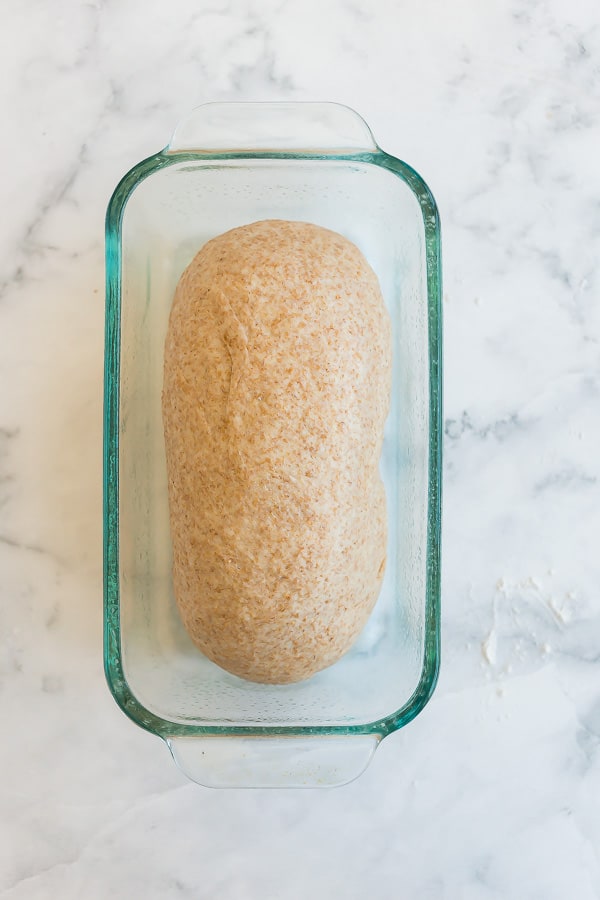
[162,220,391,683]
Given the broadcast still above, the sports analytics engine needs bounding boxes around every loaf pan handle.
[166,733,380,789]
[167,101,378,154]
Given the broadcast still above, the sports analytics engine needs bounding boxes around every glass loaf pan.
[104,102,442,788]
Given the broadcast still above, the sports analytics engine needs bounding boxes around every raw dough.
[162,220,391,683]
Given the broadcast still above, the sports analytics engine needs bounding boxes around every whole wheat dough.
[162,219,391,683]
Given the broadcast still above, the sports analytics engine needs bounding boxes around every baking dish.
[104,102,442,788]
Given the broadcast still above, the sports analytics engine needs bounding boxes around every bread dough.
[162,220,391,683]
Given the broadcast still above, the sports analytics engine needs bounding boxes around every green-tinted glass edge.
[103,146,442,741]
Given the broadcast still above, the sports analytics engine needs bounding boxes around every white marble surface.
[1,0,599,896]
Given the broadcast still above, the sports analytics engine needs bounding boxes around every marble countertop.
[2,0,599,897]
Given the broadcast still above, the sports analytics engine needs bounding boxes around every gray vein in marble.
[535,466,598,493]
[41,674,64,694]
[445,410,529,443]
[345,1,372,22]
[1,859,76,899]
[0,428,17,508]
[227,12,295,95]
[0,66,124,299]
[1,780,191,896]
[0,143,84,300]
[0,534,47,555]
[45,603,60,629]
[576,726,599,773]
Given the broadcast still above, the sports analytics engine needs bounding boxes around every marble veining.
[1,0,599,897]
